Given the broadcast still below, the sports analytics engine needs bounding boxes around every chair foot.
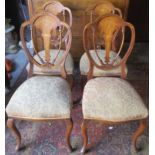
[132,119,147,152]
[65,118,73,152]
[80,120,88,154]
[7,118,21,151]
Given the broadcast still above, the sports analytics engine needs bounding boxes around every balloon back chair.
[80,14,148,154]
[80,14,131,79]
[80,2,126,81]
[6,12,73,152]
[26,0,74,84]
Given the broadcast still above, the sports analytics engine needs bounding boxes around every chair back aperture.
[20,12,72,78]
[83,14,135,80]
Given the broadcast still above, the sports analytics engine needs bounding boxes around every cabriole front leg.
[80,120,88,154]
[7,118,21,151]
[132,119,147,152]
[65,118,73,152]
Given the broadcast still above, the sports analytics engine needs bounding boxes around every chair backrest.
[43,0,72,27]
[20,12,72,78]
[83,14,135,79]
[86,1,122,23]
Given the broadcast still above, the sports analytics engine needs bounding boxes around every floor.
[5,43,149,155]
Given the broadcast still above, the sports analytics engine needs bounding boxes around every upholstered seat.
[82,77,148,122]
[80,49,128,76]
[26,49,74,75]
[6,76,72,119]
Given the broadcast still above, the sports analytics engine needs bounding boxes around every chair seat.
[26,49,74,75]
[82,77,148,122]
[6,76,72,119]
[80,49,127,76]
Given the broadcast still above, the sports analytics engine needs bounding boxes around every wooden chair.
[80,14,148,154]
[80,14,131,79]
[26,0,74,81]
[6,12,73,152]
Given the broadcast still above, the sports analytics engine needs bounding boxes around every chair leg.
[65,118,73,152]
[80,120,88,154]
[132,119,147,152]
[67,75,73,89]
[7,118,21,151]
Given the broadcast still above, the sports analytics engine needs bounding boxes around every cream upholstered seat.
[80,49,128,77]
[82,77,148,122]
[6,76,72,119]
[26,49,74,75]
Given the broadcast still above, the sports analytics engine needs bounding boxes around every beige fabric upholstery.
[26,49,74,75]
[6,76,72,119]
[82,77,148,122]
[80,49,127,76]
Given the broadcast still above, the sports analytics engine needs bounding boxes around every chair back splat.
[20,12,72,78]
[83,14,135,80]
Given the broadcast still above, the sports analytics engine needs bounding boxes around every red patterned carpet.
[5,43,149,155]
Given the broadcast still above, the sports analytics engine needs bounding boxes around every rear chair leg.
[132,119,147,152]
[81,120,88,154]
[65,118,73,152]
[7,118,21,151]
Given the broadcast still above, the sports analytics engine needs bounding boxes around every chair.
[26,0,74,80]
[80,1,126,79]
[80,14,148,154]
[80,14,130,79]
[6,12,73,152]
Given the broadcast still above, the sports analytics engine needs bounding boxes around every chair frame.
[79,3,126,93]
[83,14,135,80]
[80,14,148,154]
[7,12,73,152]
[26,0,74,87]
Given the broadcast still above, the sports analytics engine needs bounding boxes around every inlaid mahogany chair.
[6,12,73,152]
[80,14,149,154]
[80,14,129,79]
[80,2,126,79]
[26,0,73,79]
